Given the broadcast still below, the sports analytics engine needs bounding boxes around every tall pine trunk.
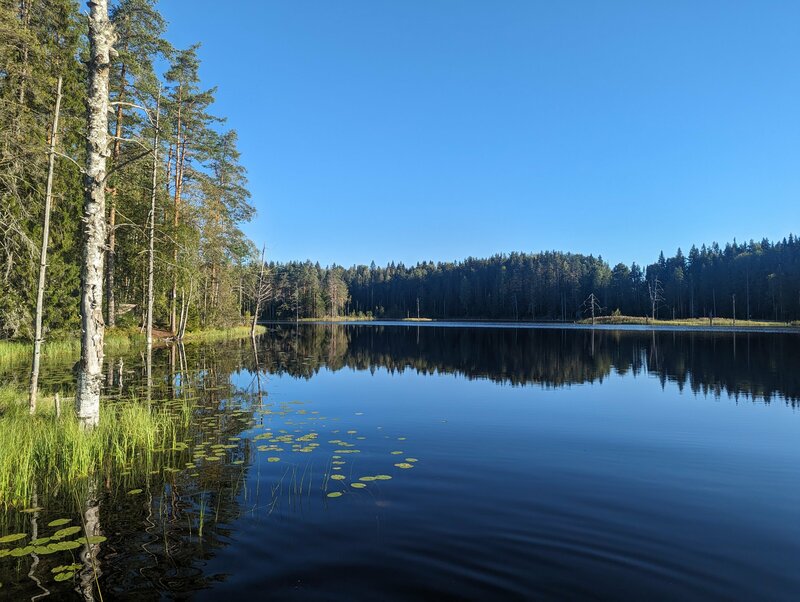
[170,86,183,333]
[77,0,114,428]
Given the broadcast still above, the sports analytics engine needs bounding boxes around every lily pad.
[49,540,82,552]
[48,519,71,527]
[267,457,280,463]
[52,526,81,540]
[350,482,367,489]
[359,476,376,482]
[394,463,414,469]
[0,533,27,544]
[127,489,143,495]
[54,571,75,582]
[326,492,343,498]
[375,475,392,480]
[330,474,346,480]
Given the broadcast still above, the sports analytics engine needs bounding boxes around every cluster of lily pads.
[0,518,106,567]
[244,401,421,500]
[0,393,422,591]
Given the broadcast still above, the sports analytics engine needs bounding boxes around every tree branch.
[53,151,86,174]
[104,148,153,182]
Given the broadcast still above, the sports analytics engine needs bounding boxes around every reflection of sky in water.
[208,359,800,600]
[2,326,800,600]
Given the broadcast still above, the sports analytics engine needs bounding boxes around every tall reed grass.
[0,385,191,507]
[0,329,145,366]
[182,325,266,343]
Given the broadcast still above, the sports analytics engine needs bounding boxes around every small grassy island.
[578,315,799,329]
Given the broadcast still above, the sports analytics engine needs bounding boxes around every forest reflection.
[257,323,800,404]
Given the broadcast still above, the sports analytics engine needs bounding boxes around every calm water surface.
[1,323,799,600]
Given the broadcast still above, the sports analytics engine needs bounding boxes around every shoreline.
[261,318,800,334]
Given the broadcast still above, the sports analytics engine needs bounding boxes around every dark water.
[1,323,800,600]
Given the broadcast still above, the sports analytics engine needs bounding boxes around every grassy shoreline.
[295,315,374,322]
[0,384,193,507]
[270,316,800,330]
[0,325,269,507]
[578,315,800,328]
[0,324,267,366]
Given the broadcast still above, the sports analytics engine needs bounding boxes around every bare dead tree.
[145,86,161,354]
[145,86,162,392]
[647,277,664,321]
[251,245,270,337]
[29,76,62,414]
[581,292,603,325]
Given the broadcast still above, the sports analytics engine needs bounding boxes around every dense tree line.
[0,0,260,342]
[263,237,800,323]
[257,324,800,403]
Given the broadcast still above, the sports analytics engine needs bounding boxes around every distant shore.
[264,316,800,332]
[578,315,799,329]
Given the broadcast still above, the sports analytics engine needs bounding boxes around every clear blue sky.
[159,0,799,268]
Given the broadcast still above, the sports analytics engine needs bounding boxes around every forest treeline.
[257,324,800,403]
[263,237,800,322]
[1,0,260,341]
[2,0,799,350]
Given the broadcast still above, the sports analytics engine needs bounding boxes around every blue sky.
[159,0,799,268]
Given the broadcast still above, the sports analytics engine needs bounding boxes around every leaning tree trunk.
[77,0,114,429]
[29,76,62,414]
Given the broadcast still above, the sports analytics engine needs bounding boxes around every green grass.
[0,328,144,366]
[295,315,374,322]
[0,325,262,368]
[0,384,192,507]
[579,315,800,328]
[182,325,266,342]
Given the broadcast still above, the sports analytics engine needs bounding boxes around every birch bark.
[77,0,114,428]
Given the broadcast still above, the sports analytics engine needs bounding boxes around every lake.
[1,322,799,600]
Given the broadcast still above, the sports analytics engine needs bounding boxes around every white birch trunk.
[29,76,62,414]
[77,1,114,428]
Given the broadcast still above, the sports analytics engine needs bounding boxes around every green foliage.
[260,237,800,323]
[0,384,189,506]
[0,0,256,341]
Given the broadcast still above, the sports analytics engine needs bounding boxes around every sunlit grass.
[182,325,266,343]
[581,315,799,328]
[295,315,374,322]
[0,384,190,507]
[0,328,144,366]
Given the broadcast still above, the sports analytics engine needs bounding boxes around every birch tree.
[76,0,114,428]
